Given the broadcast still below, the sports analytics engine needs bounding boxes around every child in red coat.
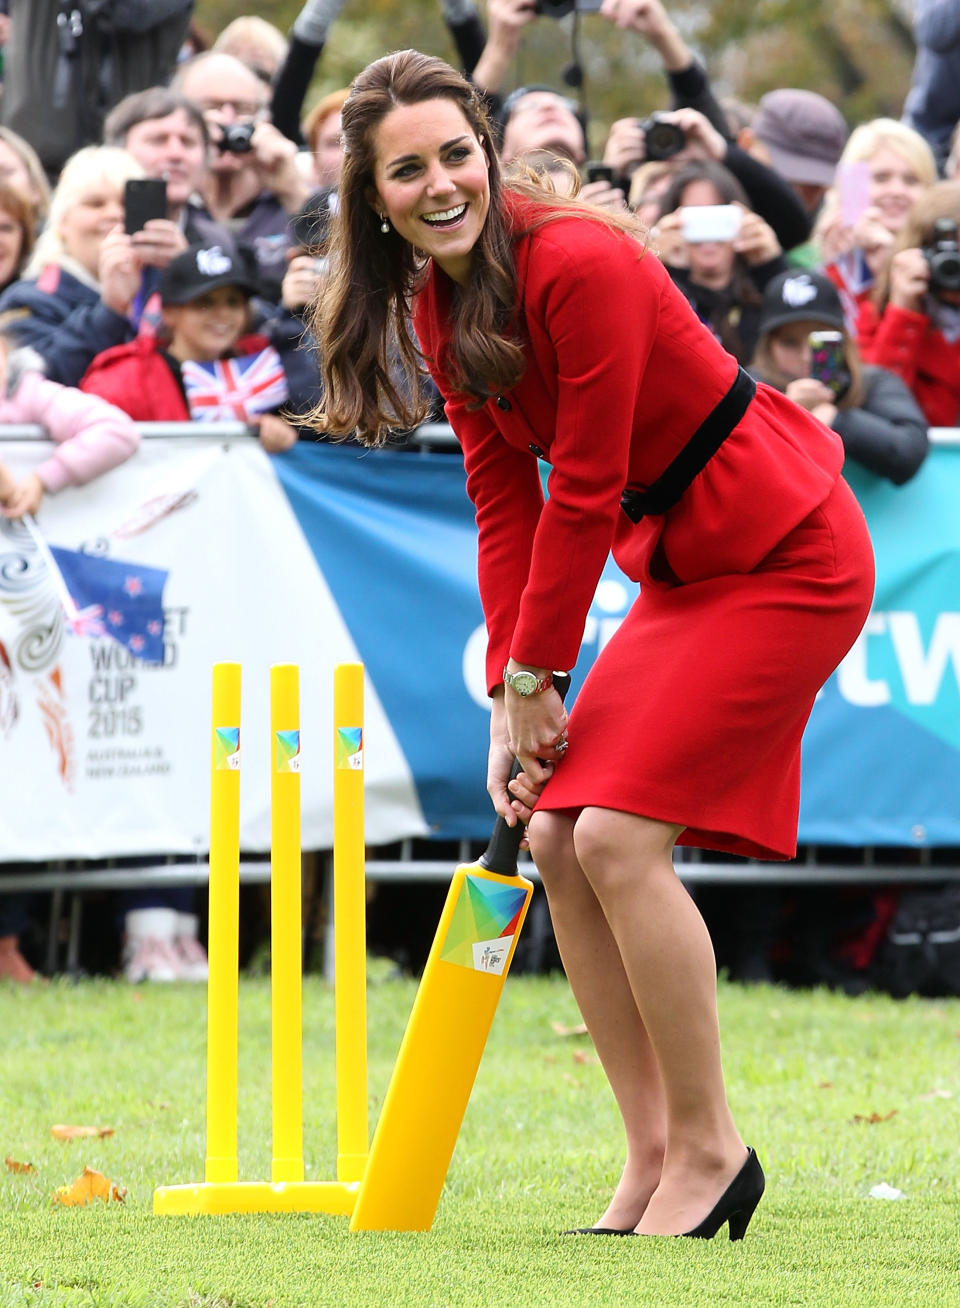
[80,242,317,451]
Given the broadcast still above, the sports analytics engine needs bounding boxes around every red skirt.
[535,477,875,860]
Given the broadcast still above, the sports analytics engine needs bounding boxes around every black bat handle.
[479,671,572,876]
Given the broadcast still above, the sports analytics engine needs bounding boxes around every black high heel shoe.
[682,1148,765,1241]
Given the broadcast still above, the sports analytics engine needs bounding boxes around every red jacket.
[78,331,278,421]
[856,299,960,427]
[414,199,844,692]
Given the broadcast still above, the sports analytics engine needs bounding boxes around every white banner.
[0,436,428,859]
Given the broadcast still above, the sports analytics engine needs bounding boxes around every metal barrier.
[2,419,958,973]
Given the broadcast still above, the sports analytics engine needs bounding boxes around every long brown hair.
[310,49,646,445]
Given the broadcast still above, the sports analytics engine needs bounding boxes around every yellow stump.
[270,663,303,1184]
[206,662,241,1185]
[153,661,366,1218]
[333,663,368,1182]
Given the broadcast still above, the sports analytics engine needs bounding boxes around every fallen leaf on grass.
[818,1082,834,1090]
[5,1157,36,1173]
[572,1050,598,1065]
[852,1110,898,1124]
[562,1073,584,1090]
[918,1088,952,1101]
[52,1166,126,1206]
[551,1021,588,1037]
[50,1124,114,1141]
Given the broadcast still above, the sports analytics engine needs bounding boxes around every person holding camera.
[313,49,875,1238]
[750,270,929,485]
[103,87,240,262]
[0,145,166,385]
[813,119,938,330]
[652,159,787,364]
[858,181,960,426]
[173,52,311,303]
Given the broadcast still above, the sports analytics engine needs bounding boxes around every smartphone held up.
[124,178,167,235]
[808,330,850,399]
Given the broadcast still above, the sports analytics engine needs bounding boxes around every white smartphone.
[681,204,742,243]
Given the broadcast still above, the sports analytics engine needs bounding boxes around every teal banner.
[800,449,960,846]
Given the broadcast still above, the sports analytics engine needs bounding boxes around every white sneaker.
[174,912,209,982]
[122,908,183,982]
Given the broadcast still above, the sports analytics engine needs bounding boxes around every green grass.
[1,971,959,1307]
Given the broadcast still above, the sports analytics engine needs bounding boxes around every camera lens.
[643,118,685,161]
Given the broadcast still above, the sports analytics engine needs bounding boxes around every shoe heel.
[727,1206,753,1241]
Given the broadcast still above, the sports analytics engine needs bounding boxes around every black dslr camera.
[534,0,603,14]
[638,113,686,161]
[217,122,256,154]
[923,217,960,296]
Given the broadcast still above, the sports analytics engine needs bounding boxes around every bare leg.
[528,810,667,1229]
[571,807,748,1236]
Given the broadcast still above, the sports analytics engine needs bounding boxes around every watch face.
[511,671,539,696]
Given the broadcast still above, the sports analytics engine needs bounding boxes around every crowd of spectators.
[0,0,954,986]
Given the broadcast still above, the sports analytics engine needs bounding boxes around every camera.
[923,217,960,296]
[534,0,602,17]
[217,121,255,154]
[638,114,686,162]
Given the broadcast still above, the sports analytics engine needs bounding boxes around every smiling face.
[869,143,927,233]
[57,179,125,277]
[162,284,249,361]
[369,98,490,285]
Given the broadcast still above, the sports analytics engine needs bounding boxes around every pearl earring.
[379,214,390,234]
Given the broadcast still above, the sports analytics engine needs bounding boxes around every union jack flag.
[824,251,874,335]
[182,345,289,422]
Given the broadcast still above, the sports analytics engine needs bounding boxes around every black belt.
[620,366,756,523]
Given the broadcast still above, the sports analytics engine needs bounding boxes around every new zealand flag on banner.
[49,547,169,665]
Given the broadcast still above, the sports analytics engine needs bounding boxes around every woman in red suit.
[313,51,875,1240]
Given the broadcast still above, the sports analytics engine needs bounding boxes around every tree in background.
[193,0,917,156]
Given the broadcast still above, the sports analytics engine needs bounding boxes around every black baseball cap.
[160,242,259,305]
[758,270,846,334]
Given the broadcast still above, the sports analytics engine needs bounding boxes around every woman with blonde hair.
[858,180,960,426]
[0,146,168,385]
[815,118,937,326]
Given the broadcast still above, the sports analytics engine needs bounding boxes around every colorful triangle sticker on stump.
[439,874,528,975]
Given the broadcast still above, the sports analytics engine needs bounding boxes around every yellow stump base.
[153,1179,359,1216]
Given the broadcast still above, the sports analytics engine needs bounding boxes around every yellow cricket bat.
[350,672,571,1232]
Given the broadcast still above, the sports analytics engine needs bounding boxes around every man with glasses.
[173,52,311,302]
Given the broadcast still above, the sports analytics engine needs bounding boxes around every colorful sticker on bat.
[336,726,363,771]
[440,874,529,974]
[214,726,240,771]
[274,728,301,773]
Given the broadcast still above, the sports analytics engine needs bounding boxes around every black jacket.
[833,365,930,485]
[0,0,193,178]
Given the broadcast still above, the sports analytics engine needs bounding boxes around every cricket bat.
[349,671,571,1232]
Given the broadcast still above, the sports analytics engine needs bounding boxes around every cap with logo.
[160,243,259,305]
[758,270,846,335]
[752,89,848,188]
